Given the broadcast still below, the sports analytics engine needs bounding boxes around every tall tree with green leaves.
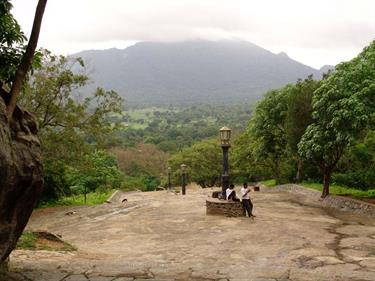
[232,125,273,182]
[20,50,124,201]
[168,139,222,188]
[251,88,289,183]
[285,76,320,182]
[21,50,124,146]
[299,40,375,198]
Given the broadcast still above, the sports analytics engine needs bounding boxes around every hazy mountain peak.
[277,51,289,58]
[319,65,335,73]
[74,40,326,106]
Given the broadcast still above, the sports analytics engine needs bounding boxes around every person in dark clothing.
[240,183,255,218]
[226,184,240,201]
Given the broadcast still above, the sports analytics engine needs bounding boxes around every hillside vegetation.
[74,40,330,106]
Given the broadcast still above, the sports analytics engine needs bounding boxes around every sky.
[12,0,375,69]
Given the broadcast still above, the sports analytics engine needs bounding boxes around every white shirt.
[226,188,234,200]
[241,187,250,199]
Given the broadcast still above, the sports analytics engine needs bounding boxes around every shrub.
[332,171,375,190]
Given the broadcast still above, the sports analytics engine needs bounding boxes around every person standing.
[241,183,255,218]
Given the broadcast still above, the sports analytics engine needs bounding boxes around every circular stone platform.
[206,198,245,217]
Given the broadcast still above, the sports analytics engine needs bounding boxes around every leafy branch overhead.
[20,50,124,145]
[2,0,48,119]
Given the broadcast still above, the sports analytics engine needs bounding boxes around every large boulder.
[0,97,43,263]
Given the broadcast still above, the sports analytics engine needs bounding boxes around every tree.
[0,0,47,264]
[111,143,169,178]
[168,139,222,188]
[0,0,26,85]
[250,88,289,183]
[299,40,375,198]
[4,0,47,119]
[285,76,320,182]
[65,150,124,195]
[21,50,124,144]
[19,50,124,201]
[332,129,375,189]
[232,126,273,182]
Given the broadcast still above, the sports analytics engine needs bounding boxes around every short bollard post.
[168,166,172,190]
[181,164,187,195]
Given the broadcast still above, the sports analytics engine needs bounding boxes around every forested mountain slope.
[74,40,330,105]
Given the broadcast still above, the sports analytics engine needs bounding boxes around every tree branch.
[6,0,48,120]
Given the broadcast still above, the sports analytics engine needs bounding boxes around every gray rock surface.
[0,97,43,263]
[7,187,375,280]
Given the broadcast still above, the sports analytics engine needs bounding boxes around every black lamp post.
[220,126,232,199]
[168,167,172,190]
[181,164,187,195]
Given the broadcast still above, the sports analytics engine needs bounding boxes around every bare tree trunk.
[6,0,48,120]
[322,170,331,198]
[273,159,281,185]
[295,156,303,183]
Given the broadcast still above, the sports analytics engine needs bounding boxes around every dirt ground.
[6,186,375,281]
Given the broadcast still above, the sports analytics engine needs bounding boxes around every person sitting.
[226,184,240,201]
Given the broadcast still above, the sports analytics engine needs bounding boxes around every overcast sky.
[12,0,375,68]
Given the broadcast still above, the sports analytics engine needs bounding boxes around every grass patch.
[301,182,375,198]
[17,232,77,251]
[39,189,116,208]
[260,179,375,198]
[17,232,37,249]
[260,179,277,187]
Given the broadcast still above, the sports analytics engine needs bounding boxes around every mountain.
[73,40,327,106]
[319,65,335,75]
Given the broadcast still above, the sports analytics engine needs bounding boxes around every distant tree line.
[115,103,252,153]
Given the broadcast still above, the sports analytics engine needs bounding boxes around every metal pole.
[182,171,186,195]
[221,144,230,199]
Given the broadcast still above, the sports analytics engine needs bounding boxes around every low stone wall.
[322,194,375,217]
[206,198,245,217]
[265,184,375,218]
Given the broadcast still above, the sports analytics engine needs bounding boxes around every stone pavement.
[5,186,375,281]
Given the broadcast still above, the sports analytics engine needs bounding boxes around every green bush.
[65,150,124,195]
[38,189,116,208]
[332,171,375,190]
[40,160,71,202]
[121,175,160,192]
[38,150,125,206]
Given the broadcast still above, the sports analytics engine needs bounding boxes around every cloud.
[12,0,375,68]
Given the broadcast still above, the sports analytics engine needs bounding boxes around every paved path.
[5,186,375,281]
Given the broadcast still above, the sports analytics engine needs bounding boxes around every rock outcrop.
[0,97,43,263]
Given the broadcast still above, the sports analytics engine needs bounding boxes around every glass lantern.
[219,126,232,145]
[180,163,187,172]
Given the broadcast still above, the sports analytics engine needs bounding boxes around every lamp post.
[181,164,187,195]
[168,167,172,190]
[220,126,232,199]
